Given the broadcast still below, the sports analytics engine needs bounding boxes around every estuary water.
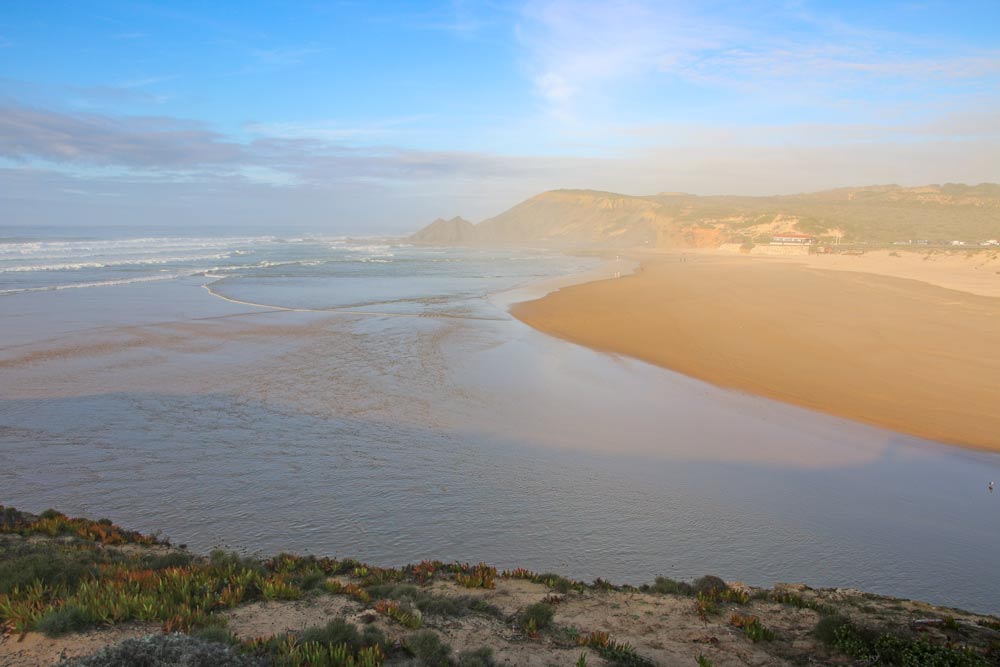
[1,229,999,614]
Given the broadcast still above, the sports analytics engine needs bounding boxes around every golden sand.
[512,256,1000,451]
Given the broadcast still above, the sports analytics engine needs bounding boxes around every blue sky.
[1,1,999,232]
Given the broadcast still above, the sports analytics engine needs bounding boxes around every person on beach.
[990,481,994,494]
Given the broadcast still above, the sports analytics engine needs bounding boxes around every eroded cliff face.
[408,184,1000,248]
[408,216,477,245]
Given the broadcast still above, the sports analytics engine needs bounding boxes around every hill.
[408,184,1000,248]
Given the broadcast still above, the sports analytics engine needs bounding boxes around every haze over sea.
[2,227,998,615]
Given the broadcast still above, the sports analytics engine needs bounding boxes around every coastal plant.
[454,563,497,589]
[261,575,303,601]
[36,604,90,637]
[456,647,495,667]
[0,581,50,632]
[0,538,276,634]
[695,656,715,667]
[691,576,727,599]
[296,618,388,656]
[695,593,719,621]
[192,625,240,646]
[519,602,555,636]
[0,544,95,594]
[366,583,479,618]
[323,579,371,602]
[244,620,387,667]
[578,630,610,649]
[771,591,833,614]
[730,613,775,642]
[719,587,750,605]
[374,599,422,629]
[817,617,989,667]
[535,573,578,594]
[501,568,582,593]
[0,506,160,546]
[56,633,261,667]
[592,578,615,591]
[406,630,453,667]
[576,632,653,667]
[409,560,439,584]
[649,576,692,596]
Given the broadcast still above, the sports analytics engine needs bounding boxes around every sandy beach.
[512,254,1000,452]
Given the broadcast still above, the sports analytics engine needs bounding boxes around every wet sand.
[512,255,1000,452]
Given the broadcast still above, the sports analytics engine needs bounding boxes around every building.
[770,233,816,245]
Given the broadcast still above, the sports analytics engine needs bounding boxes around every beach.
[512,252,1000,452]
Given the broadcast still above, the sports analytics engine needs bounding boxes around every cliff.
[408,184,1000,248]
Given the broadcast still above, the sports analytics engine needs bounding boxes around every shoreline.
[511,252,1000,453]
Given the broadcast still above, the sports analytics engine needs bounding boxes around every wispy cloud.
[243,116,431,143]
[0,104,245,167]
[517,1,1000,119]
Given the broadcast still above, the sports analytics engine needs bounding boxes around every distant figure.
[990,481,995,494]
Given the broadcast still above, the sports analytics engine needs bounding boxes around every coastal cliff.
[409,184,1000,248]
[2,506,999,667]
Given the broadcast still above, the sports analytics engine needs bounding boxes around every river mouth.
[2,237,999,614]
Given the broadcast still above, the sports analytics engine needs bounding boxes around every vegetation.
[406,630,452,667]
[577,630,656,667]
[5,505,1000,667]
[730,613,775,642]
[815,614,991,666]
[454,562,497,589]
[648,576,692,596]
[518,602,555,636]
[55,634,260,666]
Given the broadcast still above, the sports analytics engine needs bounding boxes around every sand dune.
[512,255,1000,452]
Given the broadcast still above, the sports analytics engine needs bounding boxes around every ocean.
[2,228,999,614]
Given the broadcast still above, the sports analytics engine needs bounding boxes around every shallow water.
[2,231,999,614]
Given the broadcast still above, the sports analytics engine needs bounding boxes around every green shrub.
[692,576,727,598]
[37,605,90,637]
[299,618,364,650]
[593,640,656,667]
[56,633,261,667]
[814,614,851,645]
[456,646,494,667]
[191,625,238,646]
[743,618,775,643]
[143,552,194,570]
[651,576,692,596]
[0,549,92,594]
[519,603,555,634]
[407,630,453,667]
[536,573,575,593]
[365,583,475,617]
[296,570,326,591]
[819,617,989,667]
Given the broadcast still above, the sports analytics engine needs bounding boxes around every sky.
[1,1,999,233]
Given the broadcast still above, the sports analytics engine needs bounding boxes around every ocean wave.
[0,236,276,257]
[0,253,233,273]
[0,272,190,296]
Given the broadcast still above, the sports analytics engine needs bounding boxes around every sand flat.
[512,256,1000,452]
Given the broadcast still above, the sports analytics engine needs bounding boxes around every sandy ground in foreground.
[512,254,1000,452]
[5,565,998,667]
